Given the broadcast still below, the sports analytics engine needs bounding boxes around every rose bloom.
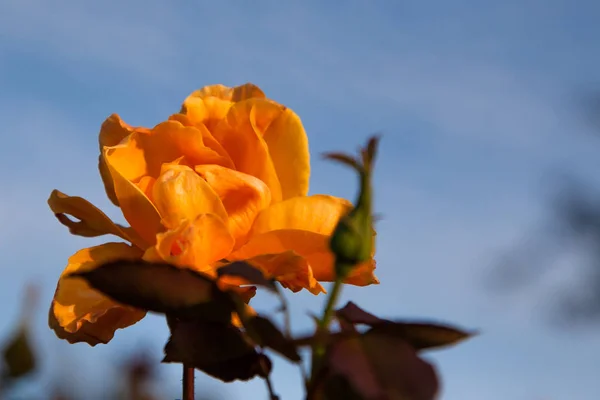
[48,83,378,345]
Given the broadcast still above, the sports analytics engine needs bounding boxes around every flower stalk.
[182,365,194,400]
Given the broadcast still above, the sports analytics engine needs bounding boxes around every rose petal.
[48,190,147,249]
[104,146,163,245]
[262,107,310,199]
[250,195,352,237]
[195,165,271,245]
[151,214,235,275]
[98,114,150,149]
[180,96,234,132]
[106,121,233,183]
[184,83,266,102]
[168,114,231,163]
[181,83,267,129]
[152,164,228,230]
[49,243,147,346]
[231,229,378,287]
[98,114,150,206]
[239,251,325,295]
[210,99,283,203]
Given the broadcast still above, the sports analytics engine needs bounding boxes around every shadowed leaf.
[217,261,277,292]
[2,326,36,379]
[245,316,300,362]
[361,135,381,168]
[322,153,362,170]
[70,260,235,322]
[336,302,474,350]
[324,330,439,400]
[368,322,475,351]
[163,320,269,382]
[336,301,384,326]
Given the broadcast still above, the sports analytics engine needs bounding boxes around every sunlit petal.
[261,107,310,199]
[210,99,283,202]
[151,214,234,275]
[104,146,162,245]
[250,195,352,237]
[152,164,228,230]
[48,190,146,249]
[195,164,271,245]
[98,114,150,205]
[49,243,146,346]
[231,229,378,287]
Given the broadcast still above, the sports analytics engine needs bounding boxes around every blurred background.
[1,0,600,399]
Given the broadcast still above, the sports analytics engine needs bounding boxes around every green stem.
[318,278,344,332]
[310,277,344,380]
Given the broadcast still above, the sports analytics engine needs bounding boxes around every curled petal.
[104,147,162,246]
[262,107,310,199]
[231,229,379,287]
[195,165,271,245]
[98,114,149,149]
[180,82,264,133]
[98,114,150,205]
[181,83,266,129]
[168,114,231,163]
[48,190,146,249]
[181,96,234,132]
[152,164,228,230]
[151,214,235,275]
[105,121,233,184]
[210,99,283,202]
[345,260,380,286]
[184,83,266,102]
[240,251,324,295]
[49,243,147,346]
[250,195,352,237]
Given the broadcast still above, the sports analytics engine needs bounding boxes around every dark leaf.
[2,326,36,379]
[217,261,277,292]
[245,316,300,362]
[336,302,475,350]
[361,135,381,167]
[291,332,352,348]
[163,319,268,382]
[321,375,365,400]
[70,260,235,322]
[322,153,362,171]
[369,322,475,351]
[325,330,439,400]
[336,302,384,326]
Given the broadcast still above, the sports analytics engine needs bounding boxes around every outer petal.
[98,114,150,206]
[99,114,150,149]
[181,83,265,131]
[180,96,233,131]
[230,229,378,287]
[152,164,228,230]
[48,190,146,249]
[168,114,231,163]
[210,99,283,202]
[262,107,310,199]
[149,214,235,275]
[105,121,233,183]
[49,243,146,346]
[250,195,352,237]
[240,251,325,295]
[195,165,271,245]
[184,83,266,102]
[104,146,163,246]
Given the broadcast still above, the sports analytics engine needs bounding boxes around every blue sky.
[1,0,600,399]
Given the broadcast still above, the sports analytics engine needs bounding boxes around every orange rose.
[48,83,378,345]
